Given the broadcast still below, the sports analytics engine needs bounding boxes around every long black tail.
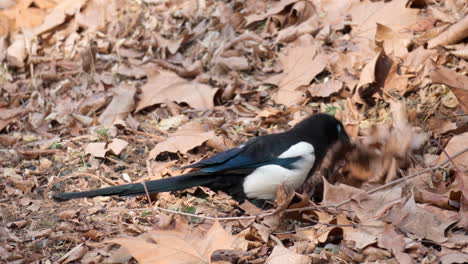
[53,172,216,201]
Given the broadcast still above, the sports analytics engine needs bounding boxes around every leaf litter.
[1,0,468,263]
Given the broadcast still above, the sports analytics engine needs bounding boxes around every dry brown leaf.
[275,16,320,44]
[76,0,115,31]
[85,138,128,158]
[116,64,146,79]
[273,35,328,106]
[266,245,309,264]
[98,83,136,126]
[430,63,468,113]
[356,51,382,89]
[428,118,457,134]
[384,196,457,243]
[377,224,415,264]
[451,44,468,59]
[215,56,250,71]
[307,80,343,98]
[428,15,468,48]
[136,70,217,111]
[57,243,88,264]
[383,62,410,95]
[6,34,26,67]
[148,121,216,159]
[107,138,129,155]
[244,0,298,26]
[436,132,468,167]
[349,0,421,40]
[33,0,88,36]
[110,219,247,264]
[0,1,46,34]
[375,23,410,58]
[85,142,107,158]
[155,35,183,54]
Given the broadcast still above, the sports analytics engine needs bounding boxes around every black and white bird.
[54,113,350,204]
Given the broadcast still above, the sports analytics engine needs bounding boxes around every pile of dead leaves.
[1,0,467,263]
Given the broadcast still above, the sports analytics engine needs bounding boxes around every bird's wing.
[180,142,251,169]
[182,132,304,173]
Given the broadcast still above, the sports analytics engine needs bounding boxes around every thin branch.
[333,147,468,208]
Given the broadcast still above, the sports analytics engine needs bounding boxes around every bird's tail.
[53,172,215,201]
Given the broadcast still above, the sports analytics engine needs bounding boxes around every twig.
[121,206,261,221]
[333,147,468,208]
[431,139,465,175]
[141,181,154,207]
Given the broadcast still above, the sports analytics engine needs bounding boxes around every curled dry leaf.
[109,218,247,264]
[428,15,468,48]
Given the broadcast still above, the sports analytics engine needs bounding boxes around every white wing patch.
[243,141,315,200]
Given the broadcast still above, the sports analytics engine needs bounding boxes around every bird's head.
[293,113,350,148]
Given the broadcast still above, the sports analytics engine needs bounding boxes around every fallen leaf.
[244,0,298,26]
[428,15,468,48]
[84,138,128,158]
[307,80,343,98]
[57,243,88,264]
[266,245,309,264]
[349,0,421,40]
[384,196,457,243]
[98,83,136,126]
[436,132,468,167]
[110,219,247,264]
[136,70,217,111]
[107,138,129,155]
[428,118,457,134]
[33,0,88,36]
[76,0,115,31]
[273,35,328,106]
[375,23,410,58]
[6,34,26,67]
[85,142,107,158]
[148,121,216,159]
[215,56,250,71]
[377,224,415,264]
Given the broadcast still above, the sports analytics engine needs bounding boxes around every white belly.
[242,142,315,200]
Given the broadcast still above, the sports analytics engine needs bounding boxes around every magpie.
[54,114,350,203]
